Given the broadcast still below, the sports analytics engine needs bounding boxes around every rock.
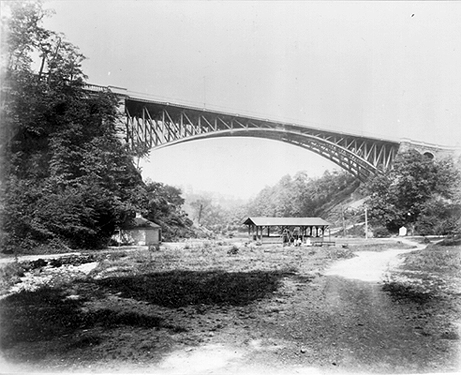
[31,259,48,269]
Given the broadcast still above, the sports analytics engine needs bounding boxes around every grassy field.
[0,242,346,364]
[0,238,459,372]
[384,241,461,297]
[382,241,461,344]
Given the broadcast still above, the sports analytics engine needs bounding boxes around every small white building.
[114,213,161,246]
[399,226,407,236]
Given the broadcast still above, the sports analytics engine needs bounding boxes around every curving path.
[324,238,426,282]
[153,238,459,374]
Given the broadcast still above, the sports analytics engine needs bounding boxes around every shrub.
[439,235,461,247]
[0,262,26,293]
[373,226,391,238]
[227,245,239,255]
[327,247,355,260]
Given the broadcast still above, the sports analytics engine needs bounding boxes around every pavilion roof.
[243,217,330,227]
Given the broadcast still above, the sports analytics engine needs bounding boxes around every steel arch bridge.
[85,84,456,181]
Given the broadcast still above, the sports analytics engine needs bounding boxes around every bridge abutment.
[399,139,461,164]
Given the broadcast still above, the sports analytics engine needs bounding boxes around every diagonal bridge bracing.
[84,83,401,181]
[123,97,400,181]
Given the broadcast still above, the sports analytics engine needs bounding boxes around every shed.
[243,217,331,244]
[115,213,162,246]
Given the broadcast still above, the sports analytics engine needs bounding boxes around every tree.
[142,181,193,241]
[1,1,144,251]
[190,196,212,226]
[364,149,461,235]
[247,170,358,219]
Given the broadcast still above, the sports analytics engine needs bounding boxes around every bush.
[0,262,26,293]
[326,247,355,260]
[439,235,461,247]
[373,226,391,238]
[227,245,239,255]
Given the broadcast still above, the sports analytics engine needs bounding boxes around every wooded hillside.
[0,1,194,252]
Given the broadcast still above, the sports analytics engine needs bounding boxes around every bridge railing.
[84,83,128,96]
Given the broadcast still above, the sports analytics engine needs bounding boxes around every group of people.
[282,229,303,247]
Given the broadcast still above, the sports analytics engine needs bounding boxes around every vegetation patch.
[325,247,356,259]
[439,236,461,247]
[382,281,436,304]
[402,245,461,275]
[0,287,87,348]
[0,262,27,291]
[94,269,289,308]
[0,286,187,352]
[349,241,416,252]
[67,335,103,349]
[382,244,461,305]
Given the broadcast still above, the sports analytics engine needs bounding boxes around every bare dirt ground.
[0,238,459,374]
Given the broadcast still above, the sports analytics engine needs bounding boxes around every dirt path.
[1,240,458,374]
[0,246,146,265]
[0,251,83,264]
[133,239,459,374]
[323,238,426,282]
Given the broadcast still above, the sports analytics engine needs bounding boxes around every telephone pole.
[364,207,368,239]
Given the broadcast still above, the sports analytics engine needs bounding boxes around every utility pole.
[364,207,368,239]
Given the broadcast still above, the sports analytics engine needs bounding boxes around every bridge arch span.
[88,84,459,180]
[155,128,380,181]
[121,97,401,181]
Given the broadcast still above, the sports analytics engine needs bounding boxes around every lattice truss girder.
[124,100,400,179]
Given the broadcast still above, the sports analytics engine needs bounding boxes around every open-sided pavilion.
[243,217,331,244]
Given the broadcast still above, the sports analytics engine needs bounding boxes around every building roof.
[243,217,330,227]
[134,216,161,228]
[123,215,161,230]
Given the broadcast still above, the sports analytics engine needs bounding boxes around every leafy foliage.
[142,181,194,241]
[364,149,461,235]
[181,170,360,235]
[0,1,194,251]
[247,170,359,218]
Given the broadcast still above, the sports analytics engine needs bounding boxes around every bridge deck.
[84,83,457,180]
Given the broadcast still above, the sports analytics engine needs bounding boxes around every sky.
[38,0,461,199]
